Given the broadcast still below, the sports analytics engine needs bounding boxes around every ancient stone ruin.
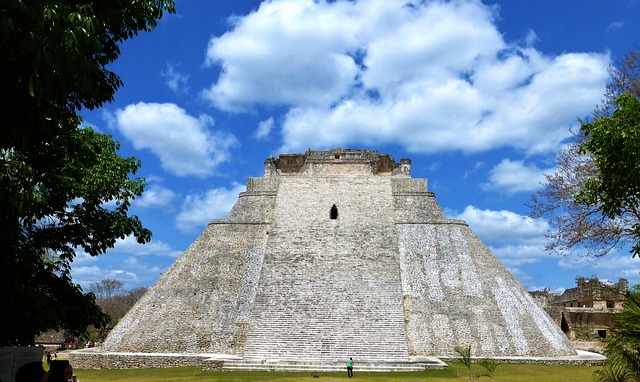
[72,148,578,371]
[531,277,628,341]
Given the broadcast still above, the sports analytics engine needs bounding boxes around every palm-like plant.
[454,345,474,381]
[593,290,640,381]
[593,359,631,382]
[478,359,500,381]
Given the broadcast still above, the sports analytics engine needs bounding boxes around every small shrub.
[477,359,500,381]
[454,345,474,381]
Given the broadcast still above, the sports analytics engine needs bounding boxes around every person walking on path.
[346,357,353,378]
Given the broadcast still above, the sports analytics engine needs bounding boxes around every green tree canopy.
[1,0,173,149]
[0,0,174,345]
[577,93,640,257]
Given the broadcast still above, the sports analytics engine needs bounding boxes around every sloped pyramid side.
[392,177,575,358]
[398,222,574,357]
[101,182,276,354]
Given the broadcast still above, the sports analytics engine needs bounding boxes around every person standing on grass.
[346,357,353,378]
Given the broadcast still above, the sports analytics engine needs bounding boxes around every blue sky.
[73,0,640,293]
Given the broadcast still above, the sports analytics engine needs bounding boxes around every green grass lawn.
[74,363,601,382]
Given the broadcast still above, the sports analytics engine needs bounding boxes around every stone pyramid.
[99,148,575,363]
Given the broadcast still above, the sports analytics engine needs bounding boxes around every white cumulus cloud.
[558,250,640,287]
[203,0,360,111]
[481,158,553,195]
[175,182,246,233]
[135,183,176,208]
[201,0,609,156]
[114,102,239,178]
[70,236,182,289]
[451,205,549,245]
[254,117,274,140]
[161,63,190,95]
[113,236,183,258]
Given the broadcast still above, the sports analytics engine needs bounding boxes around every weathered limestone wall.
[226,177,277,222]
[398,222,575,357]
[100,222,269,354]
[70,350,209,369]
[392,178,446,222]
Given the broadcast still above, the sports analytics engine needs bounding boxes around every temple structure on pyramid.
[71,148,580,371]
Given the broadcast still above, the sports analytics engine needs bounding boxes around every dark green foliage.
[0,0,174,149]
[578,93,640,257]
[0,0,174,345]
[593,364,633,382]
[0,126,150,345]
[452,345,501,381]
[477,359,499,381]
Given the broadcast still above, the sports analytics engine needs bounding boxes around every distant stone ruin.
[531,277,628,340]
[72,148,578,371]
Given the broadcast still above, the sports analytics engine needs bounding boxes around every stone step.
[243,347,410,356]
[242,341,410,361]
[204,357,447,372]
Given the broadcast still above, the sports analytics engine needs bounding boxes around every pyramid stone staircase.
[241,175,410,362]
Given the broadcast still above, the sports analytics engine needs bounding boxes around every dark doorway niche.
[330,204,338,219]
[560,312,570,334]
